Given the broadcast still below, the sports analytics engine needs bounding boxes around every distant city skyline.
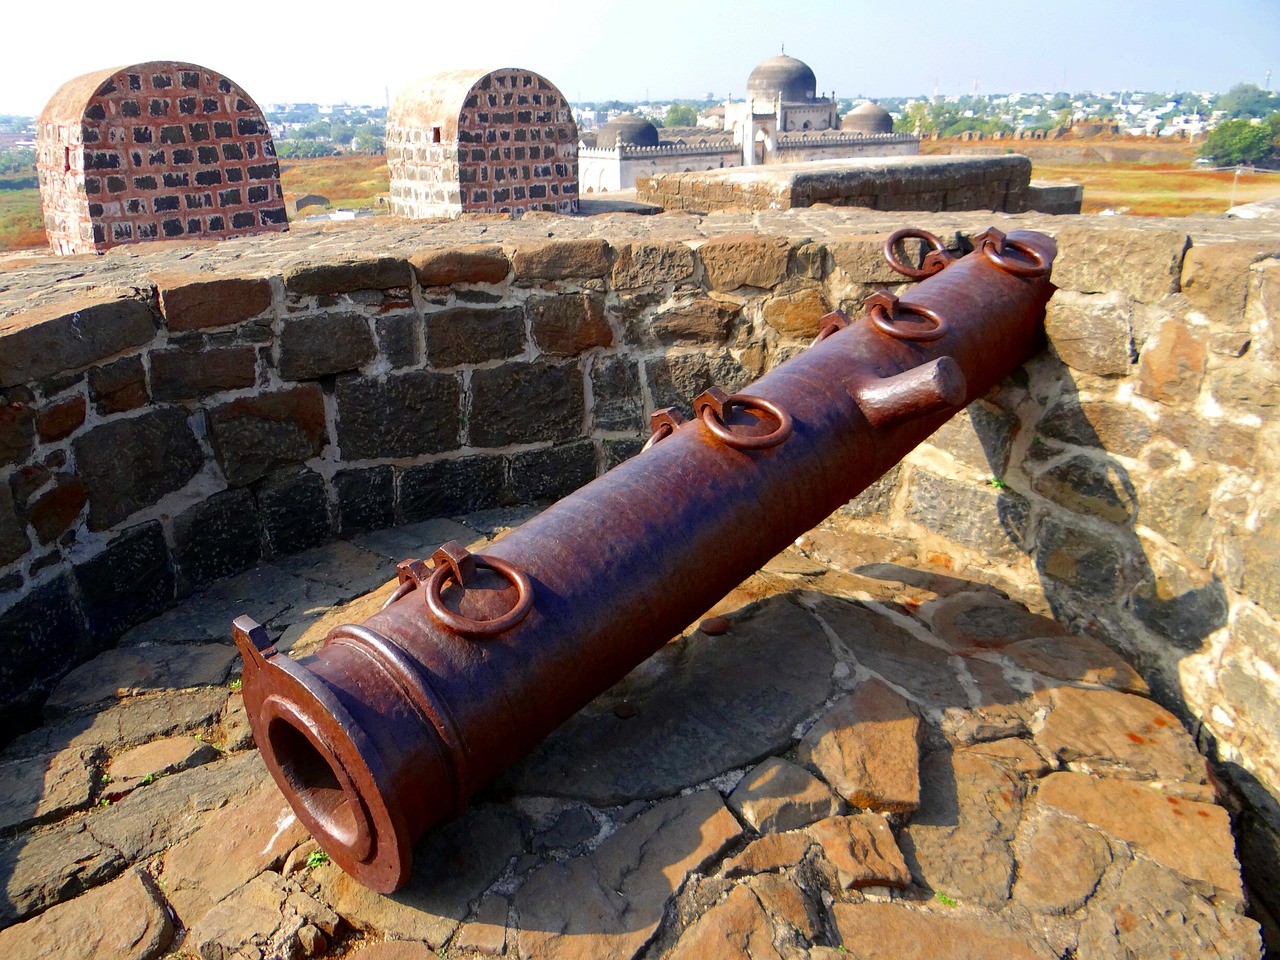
[1,0,1276,117]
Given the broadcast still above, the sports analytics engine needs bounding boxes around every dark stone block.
[208,385,328,487]
[469,362,584,447]
[73,407,204,530]
[589,356,643,432]
[279,312,376,380]
[283,257,411,295]
[376,313,420,369]
[256,470,331,556]
[74,521,175,644]
[0,575,88,743]
[335,372,461,460]
[172,488,262,590]
[602,438,644,471]
[335,466,395,533]
[27,476,86,545]
[839,464,901,519]
[644,351,751,412]
[425,306,524,367]
[0,299,155,390]
[925,400,1017,475]
[904,470,1031,563]
[400,456,505,521]
[150,346,257,402]
[528,294,611,357]
[1031,454,1136,525]
[1035,514,1126,599]
[509,442,597,504]
[0,388,36,467]
[0,480,29,565]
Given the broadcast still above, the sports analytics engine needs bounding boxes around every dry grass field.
[1033,161,1279,216]
[278,154,389,212]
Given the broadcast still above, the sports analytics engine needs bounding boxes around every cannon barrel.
[233,227,1057,891]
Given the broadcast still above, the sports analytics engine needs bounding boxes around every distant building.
[386,67,578,219]
[579,53,917,192]
[35,61,286,255]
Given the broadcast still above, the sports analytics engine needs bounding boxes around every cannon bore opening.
[267,715,367,855]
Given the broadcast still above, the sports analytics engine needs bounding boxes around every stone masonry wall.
[1,213,1279,922]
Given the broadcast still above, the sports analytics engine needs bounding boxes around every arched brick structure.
[387,67,578,219]
[36,61,287,255]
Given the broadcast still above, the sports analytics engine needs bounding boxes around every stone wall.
[1,210,1279,922]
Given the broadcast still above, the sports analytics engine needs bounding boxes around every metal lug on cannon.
[811,310,852,345]
[397,558,429,585]
[232,615,276,661]
[693,385,732,421]
[642,407,687,452]
[431,541,476,586]
[856,356,968,427]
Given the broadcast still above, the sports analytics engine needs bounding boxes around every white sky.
[2,0,1276,116]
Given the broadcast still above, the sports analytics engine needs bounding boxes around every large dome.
[842,101,894,135]
[747,54,818,104]
[597,113,660,147]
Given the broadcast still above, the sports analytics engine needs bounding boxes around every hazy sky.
[2,0,1276,116]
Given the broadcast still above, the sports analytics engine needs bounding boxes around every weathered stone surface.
[1077,858,1261,960]
[1161,411,1256,470]
[645,350,751,410]
[186,870,339,960]
[36,395,86,442]
[698,234,791,291]
[1032,686,1206,782]
[0,575,88,740]
[335,465,395,532]
[1211,358,1280,414]
[827,233,925,284]
[159,783,309,925]
[728,757,843,834]
[831,902,1053,960]
[925,592,1065,651]
[454,895,509,957]
[610,240,694,288]
[762,283,828,338]
[512,238,610,280]
[1036,396,1153,458]
[901,749,1023,908]
[87,356,148,414]
[0,389,36,467]
[1180,242,1280,326]
[509,441,596,503]
[649,297,739,345]
[256,469,331,555]
[1052,226,1189,303]
[45,642,237,717]
[150,345,257,401]
[945,704,1031,746]
[0,297,156,389]
[589,355,643,432]
[0,479,30,563]
[1037,772,1240,897]
[926,400,1016,474]
[315,804,522,946]
[346,943,441,960]
[469,362,584,446]
[0,868,172,960]
[723,831,814,877]
[109,735,217,788]
[0,820,123,926]
[0,747,97,832]
[665,884,784,960]
[172,487,262,587]
[1137,317,1207,404]
[1129,540,1228,646]
[1044,290,1134,376]
[529,293,611,356]
[376,311,420,368]
[1005,635,1147,693]
[400,456,505,521]
[1013,811,1111,914]
[808,813,911,889]
[965,737,1051,776]
[27,474,87,544]
[797,677,922,812]
[904,470,1031,563]
[279,311,376,380]
[336,371,461,459]
[74,521,174,642]
[1034,516,1126,599]
[73,407,203,529]
[1032,454,1136,524]
[425,306,525,366]
[502,596,833,804]
[514,791,742,960]
[411,244,510,286]
[839,463,900,518]
[209,384,328,486]
[153,271,274,331]
[283,256,411,294]
[1236,504,1280,617]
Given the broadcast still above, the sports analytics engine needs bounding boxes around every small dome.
[598,113,659,147]
[747,54,818,103]
[842,101,894,135]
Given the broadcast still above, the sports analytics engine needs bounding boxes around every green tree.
[1200,118,1273,164]
[276,140,339,159]
[664,104,698,127]
[1216,83,1280,119]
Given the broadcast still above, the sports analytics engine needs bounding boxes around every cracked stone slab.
[43,643,239,718]
[274,539,395,596]
[500,595,834,805]
[1012,810,1112,914]
[1004,634,1148,694]
[185,870,339,960]
[727,757,843,834]
[0,747,98,833]
[513,790,742,960]
[454,895,510,957]
[923,592,1067,652]
[831,902,1056,960]
[275,574,400,655]
[665,884,784,960]
[350,517,486,563]
[0,868,172,960]
[0,821,125,926]
[807,814,911,889]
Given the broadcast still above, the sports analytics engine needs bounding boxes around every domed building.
[842,101,895,136]
[597,113,660,148]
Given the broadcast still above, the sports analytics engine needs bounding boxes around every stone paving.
[0,509,1263,959]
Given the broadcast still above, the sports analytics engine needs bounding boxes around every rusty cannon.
[232,226,1057,892]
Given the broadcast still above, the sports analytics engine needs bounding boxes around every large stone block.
[0,480,29,565]
[1035,396,1152,458]
[410,244,510,286]
[1031,454,1135,524]
[335,466,395,534]
[283,256,411,295]
[425,306,525,367]
[150,346,257,402]
[512,239,610,280]
[1035,514,1126,599]
[469,362,584,447]
[172,488,262,590]
[644,351,751,411]
[399,456,505,521]
[509,442,596,503]
[1043,290,1134,377]
[1180,242,1280,326]
[648,298,738,346]
[1238,506,1280,617]
[828,234,928,284]
[376,313,420,369]
[152,272,274,332]
[0,575,88,741]
[73,407,204,530]
[589,356,644,433]
[87,357,147,415]
[698,234,790,291]
[761,283,828,339]
[209,385,328,487]
[924,400,1016,475]
[1129,538,1227,647]
[903,470,1030,562]
[255,470,331,556]
[278,312,375,380]
[528,294,611,357]
[335,372,461,460]
[0,297,157,389]
[610,240,694,289]
[1052,226,1189,303]
[1136,317,1206,404]
[74,521,174,644]
[0,388,36,467]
